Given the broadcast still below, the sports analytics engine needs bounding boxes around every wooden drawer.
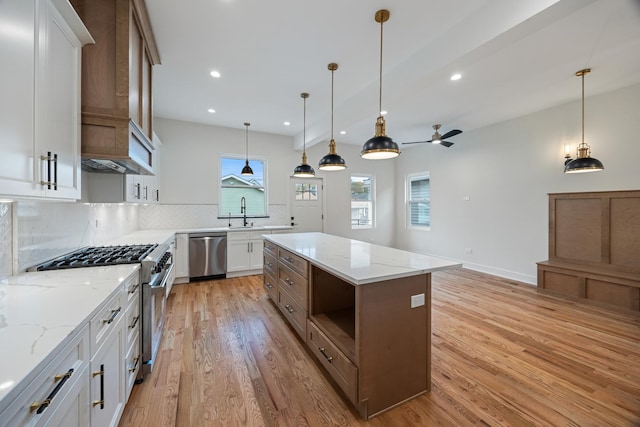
[307,320,358,404]
[0,325,90,427]
[263,239,279,257]
[277,289,307,340]
[279,248,308,278]
[90,289,124,356]
[263,251,277,277]
[124,332,141,402]
[125,296,140,350]
[278,262,308,309]
[263,270,278,301]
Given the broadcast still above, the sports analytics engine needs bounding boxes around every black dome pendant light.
[564,68,604,173]
[319,63,347,171]
[361,9,400,160]
[293,92,315,177]
[241,122,253,176]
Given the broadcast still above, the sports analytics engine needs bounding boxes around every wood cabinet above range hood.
[71,0,160,174]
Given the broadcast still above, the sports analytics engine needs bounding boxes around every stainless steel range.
[29,241,174,382]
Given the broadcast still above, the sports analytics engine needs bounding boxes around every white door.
[289,177,323,233]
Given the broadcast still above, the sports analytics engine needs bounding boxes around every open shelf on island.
[310,266,356,361]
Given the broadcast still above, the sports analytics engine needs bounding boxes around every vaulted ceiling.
[147,0,640,150]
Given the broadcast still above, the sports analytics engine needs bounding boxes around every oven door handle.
[150,263,175,295]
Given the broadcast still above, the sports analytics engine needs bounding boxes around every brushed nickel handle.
[103,307,122,324]
[284,304,294,314]
[319,347,334,363]
[144,185,148,200]
[285,278,293,286]
[135,183,141,199]
[265,282,273,289]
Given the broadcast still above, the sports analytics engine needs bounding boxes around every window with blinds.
[408,173,430,228]
[351,174,374,229]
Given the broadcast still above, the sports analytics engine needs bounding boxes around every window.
[351,175,374,229]
[219,156,267,217]
[295,183,318,201]
[407,173,430,228]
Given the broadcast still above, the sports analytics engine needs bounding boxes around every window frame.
[350,173,375,229]
[406,172,431,230]
[218,154,268,218]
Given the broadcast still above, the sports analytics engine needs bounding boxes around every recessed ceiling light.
[450,73,462,81]
[210,70,221,78]
[380,110,387,115]
[284,121,290,126]
[340,131,346,135]
[207,108,215,113]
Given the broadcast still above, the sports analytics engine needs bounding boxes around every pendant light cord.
[378,19,384,116]
[303,96,307,155]
[245,124,249,160]
[331,68,335,139]
[581,73,585,145]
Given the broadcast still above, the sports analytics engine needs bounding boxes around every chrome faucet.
[240,197,248,226]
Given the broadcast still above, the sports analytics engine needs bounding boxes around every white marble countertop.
[264,232,461,285]
[0,264,139,412]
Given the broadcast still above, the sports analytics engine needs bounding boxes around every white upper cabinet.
[0,0,93,200]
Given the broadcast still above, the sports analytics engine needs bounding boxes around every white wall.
[394,83,640,284]
[152,118,397,245]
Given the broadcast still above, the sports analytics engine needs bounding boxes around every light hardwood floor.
[119,269,640,426]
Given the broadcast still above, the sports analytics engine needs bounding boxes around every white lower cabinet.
[227,231,268,276]
[174,233,189,283]
[0,325,90,427]
[89,322,124,427]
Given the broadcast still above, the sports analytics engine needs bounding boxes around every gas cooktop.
[31,244,157,271]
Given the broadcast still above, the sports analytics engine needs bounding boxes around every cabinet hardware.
[265,282,273,289]
[284,278,293,286]
[93,363,105,409]
[155,189,159,201]
[128,283,139,294]
[284,304,295,314]
[319,347,334,363]
[128,356,140,372]
[266,262,273,268]
[144,185,148,200]
[30,368,74,413]
[247,242,250,252]
[135,183,141,199]
[284,256,293,263]
[40,152,56,190]
[102,307,121,324]
[251,242,254,252]
[129,315,140,329]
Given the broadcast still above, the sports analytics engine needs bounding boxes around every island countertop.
[263,232,461,285]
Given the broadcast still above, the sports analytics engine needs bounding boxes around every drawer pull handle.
[284,304,295,314]
[30,368,74,413]
[284,278,293,286]
[266,262,273,267]
[129,356,140,372]
[93,364,105,409]
[103,307,122,324]
[128,283,139,294]
[319,347,334,364]
[265,282,273,289]
[284,256,293,263]
[129,315,140,329]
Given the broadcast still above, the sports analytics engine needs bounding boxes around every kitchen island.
[262,232,461,419]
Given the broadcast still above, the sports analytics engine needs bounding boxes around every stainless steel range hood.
[81,119,155,175]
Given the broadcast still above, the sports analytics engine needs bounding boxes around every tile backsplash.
[15,202,139,272]
[1,201,289,276]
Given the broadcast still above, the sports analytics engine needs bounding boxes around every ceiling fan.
[402,124,463,147]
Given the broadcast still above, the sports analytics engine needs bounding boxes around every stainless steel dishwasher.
[189,232,227,280]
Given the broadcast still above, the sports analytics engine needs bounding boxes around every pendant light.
[564,68,604,173]
[241,122,253,176]
[361,9,400,160]
[319,63,347,171]
[293,92,315,177]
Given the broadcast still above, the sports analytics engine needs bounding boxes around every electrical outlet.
[465,248,473,254]
[411,293,425,308]
[463,195,470,201]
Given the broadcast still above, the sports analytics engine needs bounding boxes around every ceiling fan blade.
[401,140,432,145]
[440,140,454,147]
[440,129,462,140]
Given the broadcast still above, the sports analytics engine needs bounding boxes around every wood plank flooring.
[119,269,640,426]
